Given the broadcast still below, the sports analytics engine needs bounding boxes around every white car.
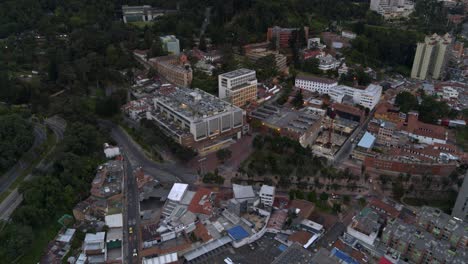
[133,249,138,257]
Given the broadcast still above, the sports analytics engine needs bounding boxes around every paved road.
[102,120,197,184]
[0,116,66,220]
[123,156,140,264]
[101,120,197,262]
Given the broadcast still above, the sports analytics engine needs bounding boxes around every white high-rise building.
[259,185,275,207]
[411,33,453,80]
[452,173,468,222]
[218,69,257,107]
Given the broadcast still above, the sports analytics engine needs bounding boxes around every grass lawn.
[18,223,62,264]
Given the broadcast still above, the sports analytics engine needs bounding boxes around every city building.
[259,185,275,207]
[439,86,459,99]
[404,111,448,144]
[307,37,326,49]
[267,26,308,49]
[90,160,123,200]
[452,173,468,222]
[369,0,415,18]
[295,75,382,110]
[381,207,468,263]
[245,48,288,72]
[146,87,245,154]
[317,54,341,71]
[84,232,107,264]
[250,105,325,147]
[411,33,453,80]
[159,35,180,55]
[149,54,192,87]
[321,32,350,50]
[346,207,383,248]
[122,5,176,23]
[218,69,258,107]
[295,74,338,94]
[341,30,357,39]
[272,242,315,264]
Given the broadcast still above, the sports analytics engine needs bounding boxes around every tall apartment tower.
[411,33,452,80]
[218,69,257,107]
[452,173,468,222]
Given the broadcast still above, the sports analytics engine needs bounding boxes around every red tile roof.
[194,222,212,242]
[369,199,400,219]
[188,188,215,215]
[288,230,312,246]
[289,199,315,219]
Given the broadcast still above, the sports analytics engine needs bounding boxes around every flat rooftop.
[251,105,325,134]
[154,87,239,121]
[219,68,255,79]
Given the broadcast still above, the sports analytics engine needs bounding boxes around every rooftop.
[272,242,315,264]
[260,184,275,195]
[154,87,239,122]
[357,132,376,149]
[296,73,338,85]
[167,183,188,202]
[187,188,215,215]
[232,184,255,202]
[219,68,255,79]
[289,199,315,219]
[105,213,123,228]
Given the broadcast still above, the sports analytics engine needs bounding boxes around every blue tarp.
[278,244,288,252]
[227,226,249,241]
[331,248,359,264]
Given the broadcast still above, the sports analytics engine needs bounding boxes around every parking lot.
[188,233,285,264]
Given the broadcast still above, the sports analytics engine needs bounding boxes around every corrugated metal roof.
[357,132,375,149]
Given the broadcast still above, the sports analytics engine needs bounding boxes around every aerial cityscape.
[0,0,468,264]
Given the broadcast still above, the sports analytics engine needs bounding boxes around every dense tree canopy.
[395,91,418,113]
[0,114,34,172]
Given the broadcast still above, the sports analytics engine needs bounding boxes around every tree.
[332,203,342,213]
[300,58,322,74]
[199,35,207,51]
[149,38,166,58]
[292,90,304,108]
[319,192,329,201]
[295,189,305,199]
[418,96,450,124]
[216,149,232,163]
[395,91,418,113]
[0,114,34,172]
[343,195,351,204]
[307,191,317,202]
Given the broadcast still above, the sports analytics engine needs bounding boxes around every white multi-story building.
[259,185,275,207]
[370,0,414,18]
[218,69,258,107]
[295,75,382,110]
[440,86,459,99]
[295,74,338,94]
[317,54,341,71]
[147,87,244,145]
[338,84,383,110]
